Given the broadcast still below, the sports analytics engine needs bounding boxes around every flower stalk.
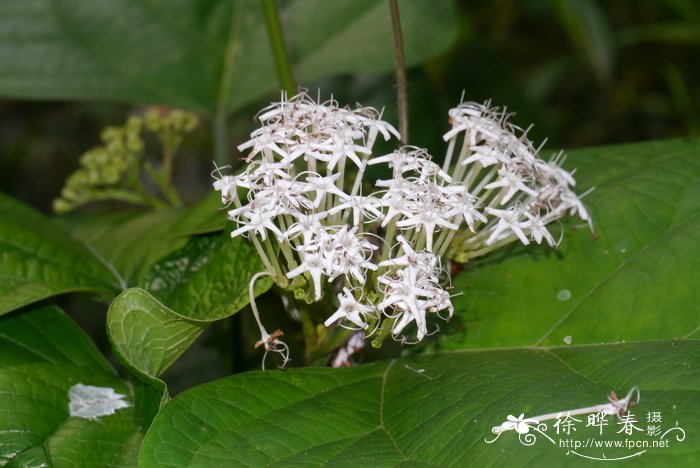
[389,0,409,145]
[262,0,296,96]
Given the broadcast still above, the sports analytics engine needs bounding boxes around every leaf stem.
[389,0,409,144]
[262,0,296,96]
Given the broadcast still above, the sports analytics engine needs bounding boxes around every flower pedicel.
[214,91,592,366]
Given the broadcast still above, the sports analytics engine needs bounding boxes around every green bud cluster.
[53,107,199,213]
[144,107,199,149]
[54,117,145,213]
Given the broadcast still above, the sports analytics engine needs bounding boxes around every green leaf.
[74,209,192,287]
[554,0,615,83]
[106,288,209,425]
[0,305,140,466]
[0,192,119,316]
[443,139,700,350]
[0,0,456,117]
[290,0,457,80]
[140,340,700,465]
[141,231,272,320]
[73,198,226,287]
[172,190,227,237]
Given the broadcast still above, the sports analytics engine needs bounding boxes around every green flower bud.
[53,198,72,213]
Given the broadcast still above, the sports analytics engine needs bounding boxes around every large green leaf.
[0,0,457,117]
[0,305,140,466]
[140,231,272,320]
[0,192,119,316]
[72,209,192,287]
[172,190,228,238]
[107,288,209,426]
[106,221,273,417]
[72,197,226,287]
[443,138,700,349]
[140,340,699,466]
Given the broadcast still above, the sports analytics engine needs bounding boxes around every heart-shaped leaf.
[108,289,208,379]
[0,0,457,117]
[140,340,700,465]
[0,305,140,466]
[0,192,119,316]
[107,288,209,426]
[443,138,700,349]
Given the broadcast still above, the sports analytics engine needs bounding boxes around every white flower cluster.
[214,92,591,357]
[442,103,592,260]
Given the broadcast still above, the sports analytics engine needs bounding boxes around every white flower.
[229,206,285,241]
[212,175,237,204]
[286,249,326,300]
[324,288,376,330]
[379,235,439,276]
[446,189,486,232]
[285,212,327,244]
[523,211,556,246]
[300,172,348,208]
[379,272,430,340]
[330,331,366,368]
[322,226,378,284]
[327,195,384,225]
[369,147,451,182]
[378,247,452,341]
[484,206,530,245]
[462,145,507,167]
[377,191,410,228]
[214,91,591,358]
[68,384,131,420]
[483,166,539,204]
[395,202,460,252]
[287,226,378,299]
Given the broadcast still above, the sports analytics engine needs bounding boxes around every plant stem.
[299,306,317,362]
[249,271,276,339]
[371,317,395,348]
[389,0,409,144]
[214,112,228,166]
[160,138,183,207]
[262,0,296,96]
[144,148,183,208]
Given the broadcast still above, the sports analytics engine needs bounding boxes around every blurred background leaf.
[0,0,458,210]
[0,0,456,117]
[552,0,615,84]
[4,0,700,210]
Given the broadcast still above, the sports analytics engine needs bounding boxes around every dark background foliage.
[2,0,698,211]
